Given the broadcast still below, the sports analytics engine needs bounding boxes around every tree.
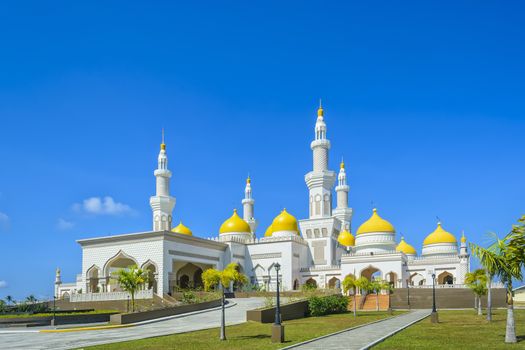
[5,295,14,305]
[465,268,488,316]
[25,295,38,304]
[379,280,394,314]
[370,279,382,311]
[202,263,247,341]
[354,277,371,311]
[116,265,148,312]
[342,275,358,317]
[470,215,525,343]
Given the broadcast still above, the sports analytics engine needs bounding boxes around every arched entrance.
[179,275,190,289]
[438,271,453,285]
[305,278,317,289]
[386,272,398,288]
[361,266,381,281]
[103,251,138,292]
[409,273,425,286]
[293,279,300,290]
[328,277,340,289]
[142,261,158,293]
[193,268,204,289]
[86,265,100,293]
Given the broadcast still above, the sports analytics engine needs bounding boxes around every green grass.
[85,311,402,350]
[374,309,525,349]
[0,310,118,318]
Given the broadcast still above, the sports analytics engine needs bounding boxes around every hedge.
[308,294,348,316]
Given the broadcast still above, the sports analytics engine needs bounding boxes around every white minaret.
[149,130,176,231]
[458,232,470,284]
[305,101,336,218]
[333,158,353,229]
[54,267,62,298]
[242,176,258,235]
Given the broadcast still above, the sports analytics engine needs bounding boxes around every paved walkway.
[285,309,430,350]
[0,298,266,350]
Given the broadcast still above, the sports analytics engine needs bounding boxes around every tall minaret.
[457,232,470,284]
[149,130,176,231]
[54,267,62,298]
[242,176,258,235]
[333,158,353,229]
[305,101,336,218]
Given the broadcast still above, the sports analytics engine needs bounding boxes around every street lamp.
[431,273,438,323]
[271,263,284,343]
[52,295,56,327]
[406,279,410,309]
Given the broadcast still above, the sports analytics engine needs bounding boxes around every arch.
[193,268,204,289]
[323,194,330,216]
[438,271,453,285]
[293,279,300,290]
[61,291,70,300]
[103,250,138,277]
[409,273,425,286]
[86,265,101,293]
[176,263,202,289]
[328,277,340,289]
[386,271,398,287]
[315,195,321,215]
[360,265,382,281]
[305,278,317,289]
[142,260,158,293]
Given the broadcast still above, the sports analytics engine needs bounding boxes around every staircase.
[347,295,390,311]
[390,288,507,309]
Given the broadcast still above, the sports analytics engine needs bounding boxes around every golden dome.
[340,159,345,169]
[461,232,466,243]
[356,208,395,235]
[264,224,273,237]
[317,106,324,117]
[271,209,299,234]
[219,209,251,234]
[246,176,251,184]
[396,237,416,255]
[337,229,355,247]
[172,221,192,236]
[423,222,457,245]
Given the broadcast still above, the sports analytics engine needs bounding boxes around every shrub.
[308,295,348,317]
[182,291,197,304]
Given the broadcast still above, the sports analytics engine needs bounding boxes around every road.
[0,298,266,350]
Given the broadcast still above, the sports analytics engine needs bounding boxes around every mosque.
[55,104,470,301]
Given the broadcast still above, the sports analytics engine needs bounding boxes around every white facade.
[56,105,470,299]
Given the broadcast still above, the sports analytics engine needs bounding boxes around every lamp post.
[52,295,56,327]
[406,279,410,309]
[271,263,284,343]
[220,280,226,341]
[431,273,438,323]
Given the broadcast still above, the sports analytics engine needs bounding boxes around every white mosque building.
[55,104,470,301]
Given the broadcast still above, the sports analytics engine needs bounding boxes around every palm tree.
[354,277,371,310]
[116,265,148,312]
[25,295,38,304]
[5,295,14,305]
[202,263,247,341]
[465,269,488,316]
[470,215,525,343]
[370,279,382,311]
[379,279,394,314]
[342,275,358,317]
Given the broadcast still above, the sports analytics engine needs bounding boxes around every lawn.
[374,309,525,349]
[85,311,401,350]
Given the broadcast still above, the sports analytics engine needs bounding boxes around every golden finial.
[246,175,251,184]
[317,98,324,117]
[461,231,466,243]
[340,157,345,169]
[160,128,166,150]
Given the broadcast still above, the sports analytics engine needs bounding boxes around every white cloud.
[0,280,7,288]
[0,212,9,230]
[73,196,132,216]
[57,218,75,230]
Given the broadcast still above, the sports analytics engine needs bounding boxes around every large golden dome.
[172,221,192,236]
[356,208,396,235]
[219,209,251,234]
[264,224,274,237]
[337,229,355,247]
[271,209,299,234]
[396,237,416,255]
[423,222,457,245]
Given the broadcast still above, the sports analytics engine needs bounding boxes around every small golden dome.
[396,237,416,255]
[264,224,273,237]
[423,222,457,245]
[246,176,251,184]
[172,221,192,236]
[337,229,355,247]
[461,232,466,243]
[317,106,324,117]
[356,208,395,235]
[219,209,251,234]
[340,159,345,169]
[271,209,299,234]
[161,143,166,150]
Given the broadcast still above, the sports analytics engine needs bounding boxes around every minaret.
[54,267,62,298]
[333,158,353,229]
[457,231,470,284]
[242,176,258,235]
[149,130,176,231]
[305,101,336,218]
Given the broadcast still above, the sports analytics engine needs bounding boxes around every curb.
[40,324,134,333]
[280,312,404,350]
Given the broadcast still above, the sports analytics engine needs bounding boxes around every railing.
[410,284,466,289]
[71,289,153,302]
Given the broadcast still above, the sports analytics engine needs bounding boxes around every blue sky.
[0,1,524,299]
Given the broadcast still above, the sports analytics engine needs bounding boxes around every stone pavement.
[284,309,430,350]
[0,298,265,350]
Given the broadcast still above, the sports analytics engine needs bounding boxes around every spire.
[161,128,166,150]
